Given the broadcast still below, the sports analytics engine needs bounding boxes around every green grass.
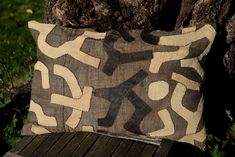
[0,0,44,89]
[0,0,44,147]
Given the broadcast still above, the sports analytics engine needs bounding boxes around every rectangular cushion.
[22,20,216,149]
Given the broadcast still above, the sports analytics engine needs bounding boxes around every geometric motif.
[23,21,216,149]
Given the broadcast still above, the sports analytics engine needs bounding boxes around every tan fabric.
[22,20,216,149]
[34,61,50,89]
[150,45,190,73]
[29,100,57,127]
[171,83,203,134]
[31,125,50,134]
[148,81,169,100]
[28,21,106,68]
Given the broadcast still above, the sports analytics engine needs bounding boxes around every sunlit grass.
[0,0,44,88]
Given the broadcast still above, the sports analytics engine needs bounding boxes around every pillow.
[22,20,216,149]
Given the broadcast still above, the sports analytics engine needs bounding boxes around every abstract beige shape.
[179,128,206,145]
[148,109,175,137]
[51,64,93,129]
[29,100,57,127]
[171,83,203,134]
[51,86,93,111]
[54,64,82,98]
[172,72,200,91]
[182,26,196,34]
[159,24,216,60]
[31,125,50,134]
[28,20,106,68]
[82,126,94,132]
[66,109,82,129]
[148,81,169,100]
[149,45,190,73]
[83,31,106,39]
[34,61,50,89]
[181,58,204,78]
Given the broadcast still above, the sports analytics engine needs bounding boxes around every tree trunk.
[43,0,235,153]
[44,0,235,75]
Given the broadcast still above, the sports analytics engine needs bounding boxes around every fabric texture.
[22,20,216,148]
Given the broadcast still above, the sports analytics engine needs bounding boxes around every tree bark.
[44,0,235,75]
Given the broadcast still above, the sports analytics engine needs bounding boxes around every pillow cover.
[22,20,216,149]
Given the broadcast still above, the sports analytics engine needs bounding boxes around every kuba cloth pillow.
[22,20,216,148]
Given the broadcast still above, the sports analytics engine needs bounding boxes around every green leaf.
[210,145,225,157]
[0,92,11,108]
[228,123,235,140]
[3,114,21,146]
[226,110,233,122]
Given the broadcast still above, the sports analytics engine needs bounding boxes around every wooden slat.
[44,133,76,157]
[29,133,63,157]
[125,142,146,157]
[18,134,49,156]
[6,133,165,157]
[153,139,173,157]
[84,135,111,157]
[56,132,89,157]
[9,136,36,154]
[4,152,23,157]
[72,133,100,157]
[139,144,158,157]
[111,140,133,157]
[90,137,122,157]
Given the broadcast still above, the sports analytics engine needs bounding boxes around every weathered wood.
[57,132,89,156]
[153,139,173,157]
[125,142,146,157]
[8,136,35,155]
[85,135,111,157]
[139,144,158,157]
[5,133,174,157]
[30,133,62,157]
[89,137,121,157]
[71,133,100,157]
[111,140,133,157]
[4,153,23,157]
[166,141,204,157]
[44,133,76,157]
[18,135,48,156]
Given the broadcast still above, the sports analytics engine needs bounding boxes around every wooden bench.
[4,132,203,157]
[4,133,168,157]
